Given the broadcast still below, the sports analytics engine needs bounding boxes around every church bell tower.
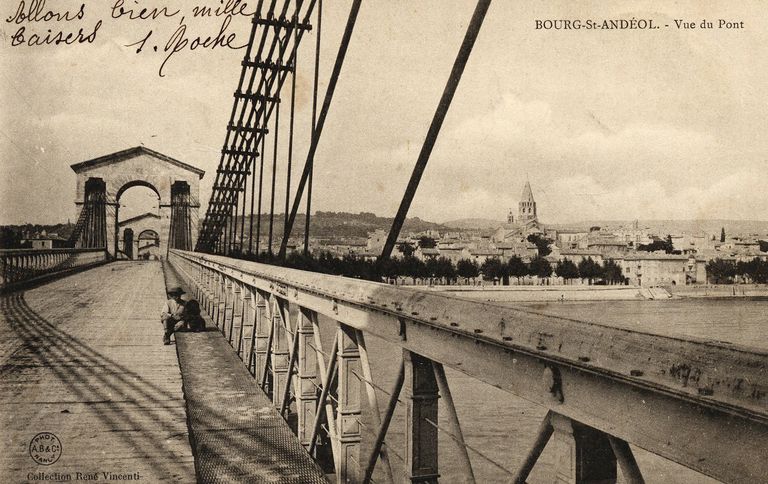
[518,181,537,223]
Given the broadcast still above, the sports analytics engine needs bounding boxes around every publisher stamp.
[29,432,62,466]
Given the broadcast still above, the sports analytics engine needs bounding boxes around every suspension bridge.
[2,1,767,483]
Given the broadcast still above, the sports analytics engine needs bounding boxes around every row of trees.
[706,258,768,284]
[477,256,625,285]
[233,250,626,285]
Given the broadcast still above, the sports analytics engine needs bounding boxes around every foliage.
[637,237,674,254]
[425,257,456,280]
[397,242,415,257]
[733,258,768,283]
[706,258,736,284]
[418,236,437,249]
[555,258,579,280]
[506,256,528,281]
[528,256,553,278]
[400,256,426,279]
[577,257,602,284]
[456,259,479,279]
[760,240,768,252]
[231,249,762,288]
[601,260,626,285]
[480,258,506,281]
[710,257,768,284]
[526,234,552,256]
[377,257,400,279]
[720,227,726,243]
[0,227,22,249]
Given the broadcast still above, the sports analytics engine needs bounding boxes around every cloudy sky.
[1,0,767,225]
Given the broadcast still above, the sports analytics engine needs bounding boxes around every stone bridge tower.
[70,146,205,259]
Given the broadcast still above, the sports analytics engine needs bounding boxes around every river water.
[323,297,767,483]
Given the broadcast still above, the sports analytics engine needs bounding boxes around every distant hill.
[233,211,451,238]
[441,218,504,230]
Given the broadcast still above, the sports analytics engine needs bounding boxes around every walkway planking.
[164,263,328,483]
[0,261,196,483]
[174,332,327,483]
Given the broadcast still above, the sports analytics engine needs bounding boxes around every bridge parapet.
[0,248,108,292]
[169,249,768,483]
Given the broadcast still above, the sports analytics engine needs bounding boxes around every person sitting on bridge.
[161,286,206,345]
[161,286,186,345]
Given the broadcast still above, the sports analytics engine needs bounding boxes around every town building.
[614,253,706,286]
[30,237,69,249]
[555,229,589,250]
[117,212,162,259]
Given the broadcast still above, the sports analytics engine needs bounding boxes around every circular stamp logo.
[29,432,62,465]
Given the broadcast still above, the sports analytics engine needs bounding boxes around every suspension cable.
[303,0,322,256]
[280,0,359,259]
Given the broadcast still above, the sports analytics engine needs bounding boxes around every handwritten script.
[5,0,254,76]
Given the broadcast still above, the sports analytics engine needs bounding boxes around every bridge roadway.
[0,261,326,483]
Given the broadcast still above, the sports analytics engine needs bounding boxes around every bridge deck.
[0,261,196,482]
[0,261,326,483]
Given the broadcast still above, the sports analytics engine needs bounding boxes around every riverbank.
[426,283,768,302]
[431,284,649,302]
[669,284,768,298]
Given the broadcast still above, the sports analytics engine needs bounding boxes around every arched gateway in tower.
[70,146,205,259]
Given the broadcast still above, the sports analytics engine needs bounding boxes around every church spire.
[518,181,537,222]
[521,181,534,203]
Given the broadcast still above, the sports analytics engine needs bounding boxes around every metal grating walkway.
[175,327,327,483]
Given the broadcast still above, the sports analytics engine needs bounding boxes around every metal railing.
[168,249,768,484]
[0,248,108,292]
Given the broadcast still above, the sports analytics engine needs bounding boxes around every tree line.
[706,257,768,284]
[230,250,627,285]
[474,256,626,285]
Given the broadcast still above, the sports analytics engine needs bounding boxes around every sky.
[1,0,767,225]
